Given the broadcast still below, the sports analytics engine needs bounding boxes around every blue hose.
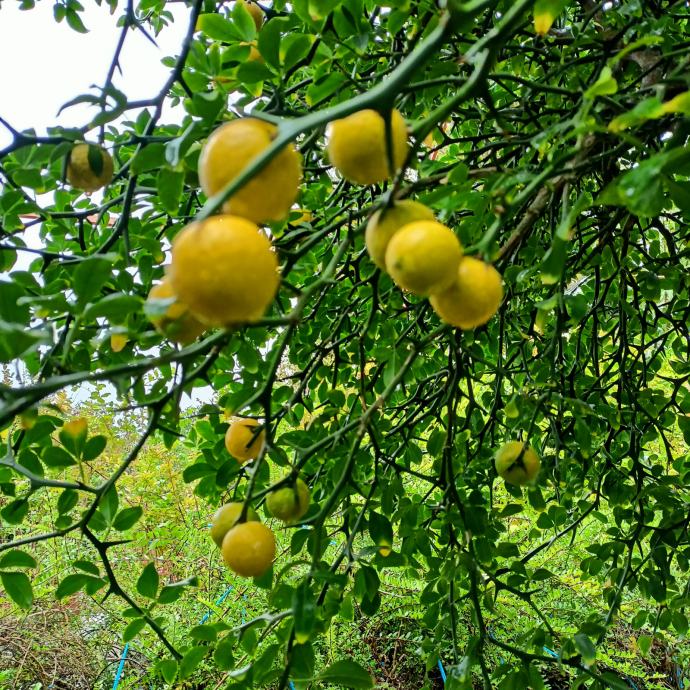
[111,643,129,690]
[438,659,447,683]
[112,586,235,689]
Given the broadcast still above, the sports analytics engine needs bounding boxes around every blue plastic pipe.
[111,643,129,690]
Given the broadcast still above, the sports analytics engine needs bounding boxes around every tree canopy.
[1,1,690,688]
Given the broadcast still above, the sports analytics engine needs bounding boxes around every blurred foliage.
[2,0,690,688]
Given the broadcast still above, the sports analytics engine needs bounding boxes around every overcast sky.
[0,0,214,408]
[0,0,189,145]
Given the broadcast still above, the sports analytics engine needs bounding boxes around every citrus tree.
[2,0,690,688]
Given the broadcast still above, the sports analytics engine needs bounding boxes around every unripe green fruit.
[265,478,310,522]
[210,502,259,548]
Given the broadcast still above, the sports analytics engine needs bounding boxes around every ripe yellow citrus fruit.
[198,119,301,224]
[210,502,259,548]
[169,215,279,326]
[430,257,503,329]
[237,0,263,30]
[385,220,462,296]
[495,441,541,486]
[110,333,129,352]
[63,417,88,440]
[365,200,435,270]
[221,521,275,577]
[19,409,38,431]
[146,276,206,344]
[265,477,310,522]
[66,143,114,193]
[225,417,265,463]
[247,44,263,62]
[326,108,409,186]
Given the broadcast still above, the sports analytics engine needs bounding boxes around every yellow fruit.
[146,277,206,344]
[430,257,503,329]
[110,333,129,352]
[19,409,38,431]
[248,45,263,62]
[384,220,462,296]
[326,109,409,186]
[265,477,310,522]
[66,143,114,193]
[63,417,88,440]
[198,119,301,224]
[221,521,275,577]
[210,502,259,548]
[365,200,435,270]
[169,215,279,326]
[495,441,541,486]
[237,0,263,30]
[225,417,265,463]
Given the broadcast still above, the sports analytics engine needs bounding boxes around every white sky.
[0,0,189,145]
[0,0,214,408]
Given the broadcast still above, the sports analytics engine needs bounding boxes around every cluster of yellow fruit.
[214,417,311,578]
[144,99,505,341]
[144,115,299,343]
[326,107,504,329]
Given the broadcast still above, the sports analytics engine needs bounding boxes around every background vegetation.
[1,1,690,689]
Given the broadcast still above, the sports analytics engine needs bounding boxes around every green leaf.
[112,506,144,531]
[1,498,29,525]
[585,66,618,99]
[158,576,198,604]
[131,143,166,174]
[57,489,78,514]
[637,634,652,656]
[123,618,147,642]
[165,121,203,166]
[368,511,393,555]
[573,633,596,665]
[291,640,315,680]
[55,573,92,599]
[292,582,316,644]
[197,13,240,41]
[73,559,100,575]
[99,486,119,523]
[82,435,107,461]
[237,60,274,84]
[178,645,208,680]
[316,659,374,688]
[73,256,114,304]
[671,611,688,635]
[82,294,142,322]
[0,321,47,362]
[66,7,88,33]
[42,445,77,468]
[231,0,257,40]
[667,178,690,215]
[157,168,185,215]
[0,570,33,610]
[214,636,235,670]
[190,624,218,642]
[0,549,37,569]
[597,151,670,217]
[257,18,287,69]
[137,562,159,599]
[158,658,178,684]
